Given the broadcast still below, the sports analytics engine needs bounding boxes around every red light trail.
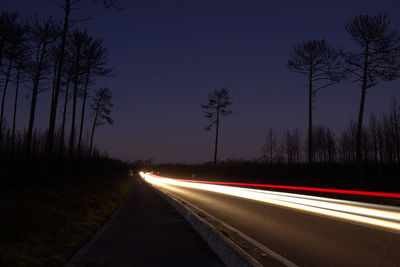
[180,180,400,199]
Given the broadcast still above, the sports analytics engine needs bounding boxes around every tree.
[261,128,279,164]
[283,128,301,164]
[339,120,357,163]
[345,13,400,171]
[287,39,345,165]
[0,11,20,145]
[67,29,90,154]
[47,0,122,153]
[89,87,113,155]
[25,16,59,154]
[389,98,400,164]
[313,126,336,163]
[59,69,72,156]
[77,37,111,155]
[201,87,233,165]
[11,29,29,154]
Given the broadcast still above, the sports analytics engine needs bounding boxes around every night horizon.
[1,1,400,266]
[1,0,400,163]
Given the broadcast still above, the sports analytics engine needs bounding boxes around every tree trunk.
[356,41,369,179]
[392,100,400,164]
[269,133,273,164]
[214,103,220,166]
[47,0,70,153]
[0,59,13,145]
[77,70,90,155]
[308,64,313,166]
[11,62,21,154]
[59,74,71,155]
[69,47,80,154]
[89,106,99,156]
[50,56,58,109]
[26,42,48,155]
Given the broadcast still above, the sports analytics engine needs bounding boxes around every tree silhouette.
[67,29,90,154]
[25,16,60,154]
[287,39,345,165]
[345,13,400,172]
[77,37,111,155]
[89,87,113,155]
[59,68,72,156]
[261,128,279,164]
[0,11,21,145]
[47,0,122,154]
[283,128,301,164]
[11,29,29,154]
[201,87,233,165]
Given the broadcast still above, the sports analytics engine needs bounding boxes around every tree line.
[261,97,400,167]
[0,1,120,183]
[287,13,400,173]
[201,13,400,174]
[158,99,400,188]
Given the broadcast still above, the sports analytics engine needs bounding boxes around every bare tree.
[345,13,400,170]
[77,37,111,155]
[261,128,279,163]
[67,29,90,154]
[283,128,301,164]
[0,11,20,145]
[201,87,233,165]
[339,120,357,163]
[59,69,72,155]
[11,27,29,154]
[25,16,59,154]
[313,126,336,163]
[47,0,122,153]
[287,39,345,165]
[89,87,113,155]
[368,114,381,164]
[389,97,400,164]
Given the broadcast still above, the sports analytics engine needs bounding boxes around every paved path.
[66,176,224,266]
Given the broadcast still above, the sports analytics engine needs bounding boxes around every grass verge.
[0,173,133,267]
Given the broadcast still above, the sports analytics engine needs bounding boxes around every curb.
[149,183,263,267]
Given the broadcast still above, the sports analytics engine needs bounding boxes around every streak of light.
[179,180,400,199]
[139,172,400,232]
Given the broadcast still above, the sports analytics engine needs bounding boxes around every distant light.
[140,172,400,232]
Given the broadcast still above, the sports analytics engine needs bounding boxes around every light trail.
[180,180,400,199]
[139,172,400,232]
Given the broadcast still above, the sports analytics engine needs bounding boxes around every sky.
[2,0,400,163]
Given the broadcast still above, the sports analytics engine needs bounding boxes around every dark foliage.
[0,8,118,187]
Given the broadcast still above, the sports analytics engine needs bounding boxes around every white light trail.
[139,172,400,232]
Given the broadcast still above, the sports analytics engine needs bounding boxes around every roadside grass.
[0,173,133,267]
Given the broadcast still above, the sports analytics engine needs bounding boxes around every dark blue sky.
[3,0,400,163]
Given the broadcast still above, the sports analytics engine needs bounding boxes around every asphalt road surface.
[156,182,400,266]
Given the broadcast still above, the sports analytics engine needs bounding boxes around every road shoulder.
[65,175,223,266]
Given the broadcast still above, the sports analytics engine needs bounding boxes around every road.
[141,172,400,266]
